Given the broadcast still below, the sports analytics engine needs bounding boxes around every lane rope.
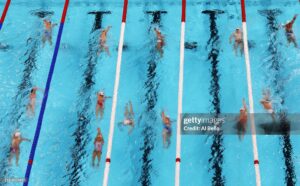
[23,1,70,185]
[240,0,261,185]
[102,0,128,185]
[0,0,11,30]
[175,0,186,186]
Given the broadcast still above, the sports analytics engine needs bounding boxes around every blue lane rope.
[23,0,69,183]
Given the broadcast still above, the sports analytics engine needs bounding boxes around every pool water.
[0,0,299,186]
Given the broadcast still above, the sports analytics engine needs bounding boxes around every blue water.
[0,0,299,186]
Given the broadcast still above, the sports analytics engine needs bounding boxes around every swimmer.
[118,101,134,134]
[92,128,104,167]
[42,19,57,47]
[282,14,298,48]
[154,28,165,57]
[237,98,247,141]
[229,28,243,56]
[161,110,172,148]
[98,26,112,56]
[96,91,111,119]
[8,131,30,166]
[260,89,276,122]
[27,87,43,116]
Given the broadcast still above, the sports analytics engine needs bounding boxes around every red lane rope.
[60,0,69,23]
[181,0,186,22]
[121,0,128,23]
[240,0,246,22]
[0,0,11,24]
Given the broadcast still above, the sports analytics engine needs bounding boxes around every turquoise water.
[0,0,299,186]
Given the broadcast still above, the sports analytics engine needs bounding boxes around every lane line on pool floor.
[23,0,70,185]
[0,0,11,30]
[102,0,128,185]
[175,0,186,186]
[240,0,261,185]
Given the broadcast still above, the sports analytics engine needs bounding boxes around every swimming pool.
[0,0,299,186]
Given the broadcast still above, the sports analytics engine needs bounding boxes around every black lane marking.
[31,10,54,18]
[138,11,166,186]
[202,9,225,186]
[65,11,109,186]
[88,11,111,32]
[146,11,167,25]
[259,9,296,186]
[0,12,44,179]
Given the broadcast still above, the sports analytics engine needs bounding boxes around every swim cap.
[14,132,21,137]
[99,91,104,96]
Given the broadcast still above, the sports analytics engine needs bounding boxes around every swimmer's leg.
[100,108,104,119]
[42,35,46,47]
[125,104,129,118]
[129,101,134,115]
[239,42,244,56]
[160,48,164,58]
[166,135,171,148]
[92,151,96,166]
[49,36,53,46]
[96,105,99,118]
[234,42,238,56]
[162,131,167,148]
[105,46,110,56]
[8,152,13,165]
[97,152,101,166]
[293,39,298,48]
[15,151,20,166]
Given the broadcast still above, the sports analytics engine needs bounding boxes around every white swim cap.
[14,132,21,137]
[99,91,104,96]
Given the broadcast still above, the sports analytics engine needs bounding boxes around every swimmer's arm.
[161,111,165,120]
[105,96,112,99]
[52,23,58,28]
[37,88,45,93]
[106,26,112,32]
[21,138,31,142]
[291,14,298,24]
[33,87,44,92]
[242,98,247,111]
